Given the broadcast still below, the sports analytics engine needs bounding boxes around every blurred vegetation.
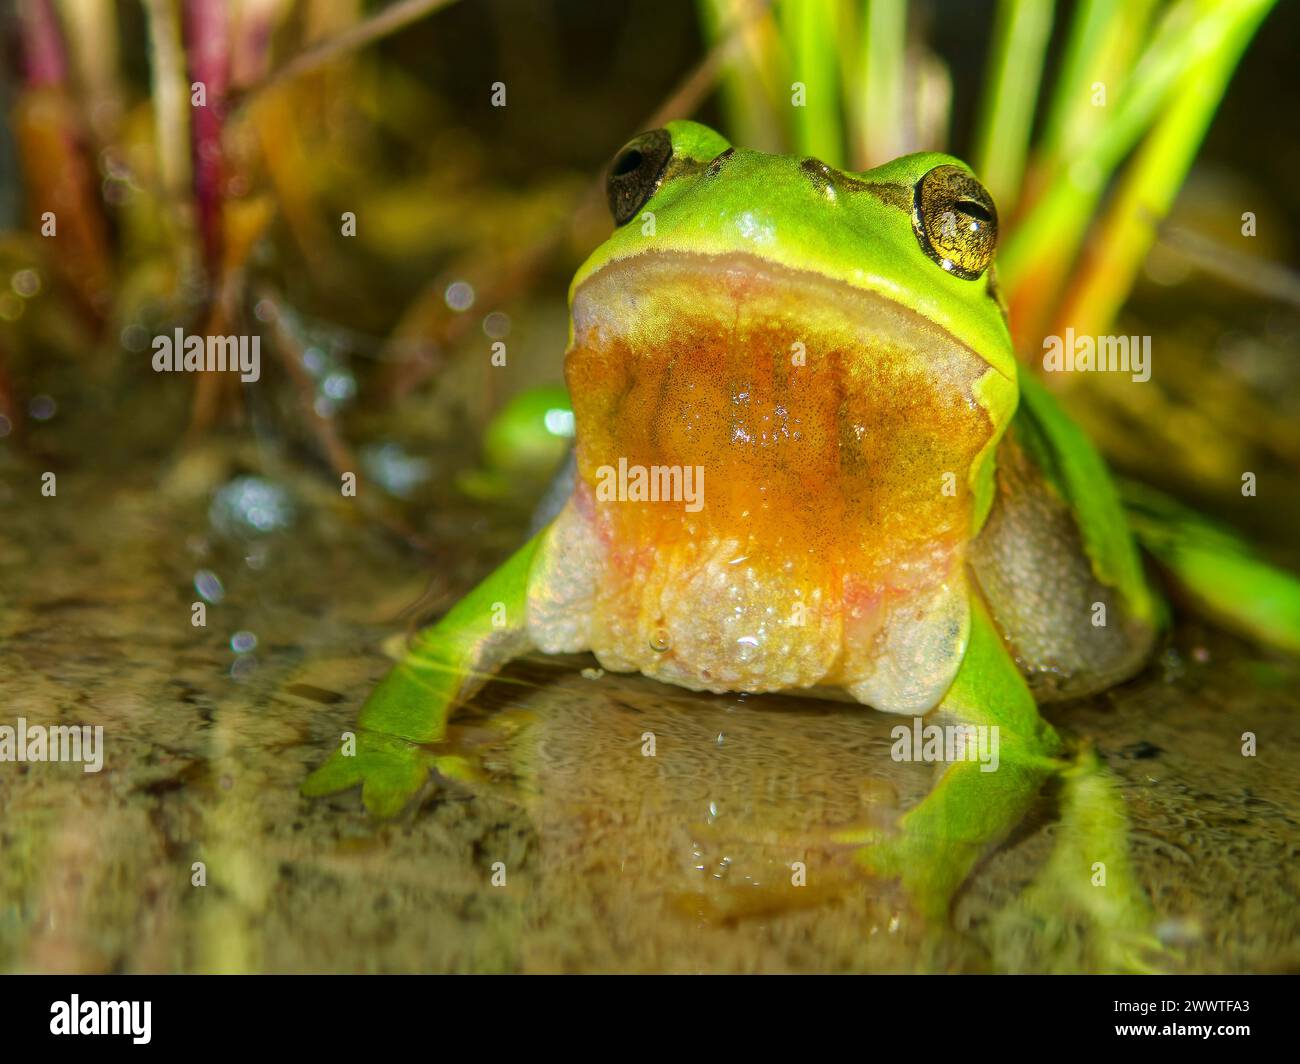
[0,0,1297,551]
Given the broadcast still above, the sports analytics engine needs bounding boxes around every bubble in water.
[650,628,672,653]
[361,442,431,500]
[194,569,224,603]
[231,630,258,653]
[209,476,295,538]
[230,656,257,680]
[736,635,760,662]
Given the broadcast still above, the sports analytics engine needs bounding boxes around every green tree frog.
[304,121,1300,934]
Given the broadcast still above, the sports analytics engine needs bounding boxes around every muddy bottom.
[1,442,1297,974]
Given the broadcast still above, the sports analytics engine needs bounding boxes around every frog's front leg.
[852,593,1064,919]
[301,528,547,816]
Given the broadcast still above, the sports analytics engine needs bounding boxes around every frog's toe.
[359,758,431,818]
[852,829,984,922]
[300,748,364,798]
[826,809,966,919]
[990,881,1170,973]
[301,729,434,817]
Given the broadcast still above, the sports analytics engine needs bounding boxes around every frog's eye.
[912,165,998,280]
[606,129,673,227]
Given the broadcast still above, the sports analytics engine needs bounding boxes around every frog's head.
[566,121,1016,540]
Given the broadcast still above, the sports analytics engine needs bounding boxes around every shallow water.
[2,428,1297,975]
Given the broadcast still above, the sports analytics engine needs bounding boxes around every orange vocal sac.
[555,251,998,710]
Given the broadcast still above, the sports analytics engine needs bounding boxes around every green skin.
[304,121,1300,951]
[456,385,574,501]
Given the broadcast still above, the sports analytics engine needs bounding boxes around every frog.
[303,120,1300,944]
[454,384,575,503]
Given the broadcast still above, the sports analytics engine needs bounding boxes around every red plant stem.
[17,0,67,87]
[183,0,230,279]
[0,338,19,435]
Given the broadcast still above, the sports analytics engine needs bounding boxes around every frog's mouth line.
[571,249,1010,384]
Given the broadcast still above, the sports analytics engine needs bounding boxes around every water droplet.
[301,346,326,375]
[649,628,672,653]
[736,635,760,662]
[11,268,40,298]
[28,395,56,421]
[482,310,511,338]
[543,407,575,438]
[120,323,149,351]
[322,370,355,401]
[444,280,474,311]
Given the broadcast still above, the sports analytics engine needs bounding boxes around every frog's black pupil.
[613,149,643,177]
[606,129,673,226]
[958,199,993,223]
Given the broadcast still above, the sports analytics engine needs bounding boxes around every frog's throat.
[528,250,1013,713]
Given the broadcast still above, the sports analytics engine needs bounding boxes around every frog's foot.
[301,712,528,817]
[302,530,548,817]
[843,757,1060,921]
[301,729,443,818]
[990,744,1171,974]
[842,595,1066,921]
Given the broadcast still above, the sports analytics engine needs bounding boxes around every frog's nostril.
[800,158,837,194]
[705,147,736,177]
